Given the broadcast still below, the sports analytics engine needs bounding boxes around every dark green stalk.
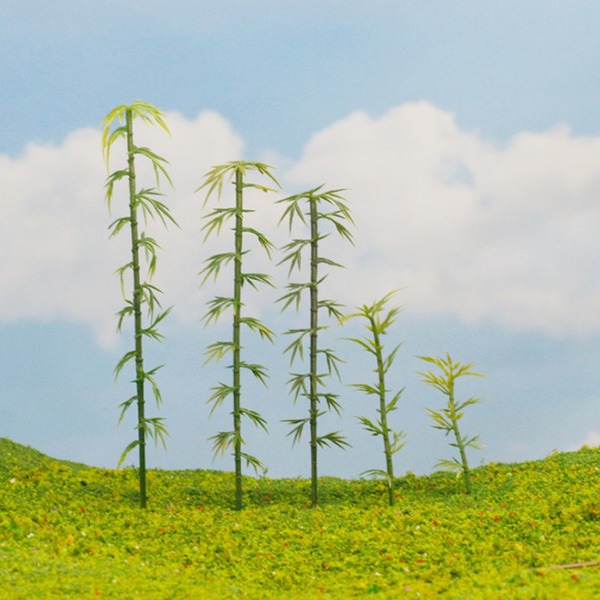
[125,109,147,508]
[198,161,279,510]
[277,186,353,507]
[233,169,243,510]
[309,196,319,507]
[371,318,394,504]
[102,101,176,509]
[449,379,473,494]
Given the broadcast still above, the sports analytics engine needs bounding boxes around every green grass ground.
[0,437,598,598]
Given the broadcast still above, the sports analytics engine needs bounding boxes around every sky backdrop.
[1,1,600,480]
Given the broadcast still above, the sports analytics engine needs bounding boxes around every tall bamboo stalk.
[309,196,319,506]
[102,101,176,508]
[198,161,279,510]
[232,169,243,509]
[277,186,353,507]
[125,109,148,507]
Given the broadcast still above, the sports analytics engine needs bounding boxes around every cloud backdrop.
[1,1,599,479]
[3,103,600,340]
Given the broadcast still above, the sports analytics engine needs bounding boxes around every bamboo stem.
[126,109,147,509]
[233,168,243,511]
[309,194,319,508]
[371,318,395,506]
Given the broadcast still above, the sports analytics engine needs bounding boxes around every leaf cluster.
[418,353,484,485]
[208,431,267,476]
[102,101,174,211]
[197,160,280,206]
[277,185,353,240]
[417,353,483,447]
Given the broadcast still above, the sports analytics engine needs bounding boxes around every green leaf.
[143,366,166,405]
[207,383,235,416]
[321,392,343,416]
[317,347,344,378]
[241,227,276,258]
[283,417,310,446]
[114,263,134,299]
[204,341,237,364]
[209,431,237,459]
[277,282,311,312]
[117,440,140,469]
[239,317,275,342]
[316,431,351,449]
[133,146,173,188]
[134,189,166,222]
[199,252,237,284]
[115,303,134,332]
[142,308,172,341]
[385,389,404,413]
[282,329,310,364]
[239,408,268,432]
[239,361,270,386]
[390,430,408,454]
[113,350,137,381]
[117,394,137,425]
[202,296,237,325]
[344,336,377,356]
[435,457,463,475]
[318,298,345,320]
[317,256,344,269]
[278,238,311,274]
[108,215,131,237]
[197,161,280,206]
[240,452,267,477]
[144,417,169,448]
[360,469,394,488]
[286,373,309,402]
[241,272,274,290]
[356,415,383,436]
[350,382,379,397]
[201,207,237,239]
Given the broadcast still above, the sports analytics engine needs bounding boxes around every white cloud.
[0,110,244,346]
[2,102,600,343]
[0,127,119,346]
[286,102,600,336]
[570,431,600,450]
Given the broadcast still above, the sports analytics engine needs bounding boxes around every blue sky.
[1,1,600,480]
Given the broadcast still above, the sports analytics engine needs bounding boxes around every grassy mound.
[0,437,88,476]
[0,438,598,598]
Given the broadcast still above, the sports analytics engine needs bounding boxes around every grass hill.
[0,437,88,476]
[0,437,598,598]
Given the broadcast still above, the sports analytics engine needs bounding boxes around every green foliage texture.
[1,438,599,598]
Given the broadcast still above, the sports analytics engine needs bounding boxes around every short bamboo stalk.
[344,291,406,506]
[418,353,484,495]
